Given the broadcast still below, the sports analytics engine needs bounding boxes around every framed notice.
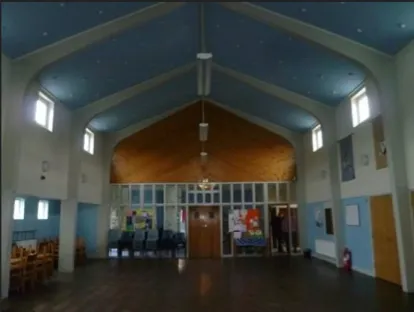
[345,204,360,226]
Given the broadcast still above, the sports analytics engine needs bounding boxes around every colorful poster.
[124,208,155,232]
[339,135,356,182]
[229,208,262,237]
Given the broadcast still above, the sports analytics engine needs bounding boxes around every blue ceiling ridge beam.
[212,62,332,128]
[219,2,390,78]
[75,62,196,126]
[14,2,185,77]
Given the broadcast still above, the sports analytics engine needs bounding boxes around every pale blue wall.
[342,196,374,274]
[76,203,98,256]
[306,197,374,275]
[305,201,335,251]
[13,196,61,240]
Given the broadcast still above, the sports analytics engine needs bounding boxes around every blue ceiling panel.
[38,4,198,110]
[205,4,365,106]
[1,2,156,58]
[210,71,318,133]
[89,71,197,132]
[255,2,414,55]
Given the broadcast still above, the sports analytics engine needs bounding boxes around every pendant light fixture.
[196,3,214,191]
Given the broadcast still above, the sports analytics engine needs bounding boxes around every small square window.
[37,200,49,220]
[35,92,54,132]
[351,87,370,127]
[13,198,25,220]
[312,124,323,152]
[83,128,95,155]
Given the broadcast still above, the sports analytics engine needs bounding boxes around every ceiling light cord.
[199,3,206,53]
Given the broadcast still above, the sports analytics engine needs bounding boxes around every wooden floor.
[3,257,414,312]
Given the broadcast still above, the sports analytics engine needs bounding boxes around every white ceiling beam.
[212,63,333,126]
[15,2,185,75]
[76,63,195,122]
[220,2,390,75]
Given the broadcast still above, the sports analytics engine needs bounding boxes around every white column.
[1,63,33,298]
[1,189,15,299]
[58,198,78,272]
[95,138,113,258]
[325,121,345,267]
[378,67,414,292]
[58,120,83,272]
[295,142,308,249]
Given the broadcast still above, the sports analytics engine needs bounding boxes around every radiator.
[315,239,336,259]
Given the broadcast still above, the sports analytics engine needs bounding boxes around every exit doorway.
[269,204,300,255]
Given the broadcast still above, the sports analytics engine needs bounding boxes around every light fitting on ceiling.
[200,151,208,163]
[199,123,209,142]
[196,52,212,96]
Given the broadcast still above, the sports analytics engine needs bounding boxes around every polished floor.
[4,257,414,312]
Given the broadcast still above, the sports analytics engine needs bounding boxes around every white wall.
[1,54,12,147]
[78,131,104,204]
[13,76,104,203]
[304,41,414,201]
[396,41,414,190]
[335,78,391,198]
[303,132,331,202]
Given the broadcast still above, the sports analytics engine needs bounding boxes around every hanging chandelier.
[198,178,215,191]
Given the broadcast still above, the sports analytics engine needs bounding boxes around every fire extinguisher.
[343,248,352,272]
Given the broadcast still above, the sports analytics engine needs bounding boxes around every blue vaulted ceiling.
[255,2,414,55]
[89,70,197,132]
[210,71,318,133]
[1,2,156,58]
[38,4,198,109]
[2,3,413,133]
[205,3,365,106]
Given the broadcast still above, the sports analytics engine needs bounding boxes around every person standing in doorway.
[281,212,290,253]
[271,210,283,252]
[290,213,298,253]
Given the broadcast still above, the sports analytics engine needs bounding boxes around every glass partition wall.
[110,182,297,257]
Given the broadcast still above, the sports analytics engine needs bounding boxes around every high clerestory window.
[35,91,54,132]
[312,124,323,152]
[351,87,370,127]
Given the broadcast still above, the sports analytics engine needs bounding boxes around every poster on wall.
[124,208,155,232]
[339,134,356,182]
[315,209,323,228]
[345,204,360,226]
[228,208,263,237]
[372,115,388,169]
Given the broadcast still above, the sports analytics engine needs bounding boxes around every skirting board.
[352,266,375,277]
[313,253,375,277]
[313,252,337,265]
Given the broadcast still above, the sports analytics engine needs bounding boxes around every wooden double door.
[189,206,221,258]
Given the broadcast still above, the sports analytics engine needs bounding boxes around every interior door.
[189,207,220,258]
[370,195,401,285]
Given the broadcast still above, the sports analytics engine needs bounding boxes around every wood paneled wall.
[111,102,296,183]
